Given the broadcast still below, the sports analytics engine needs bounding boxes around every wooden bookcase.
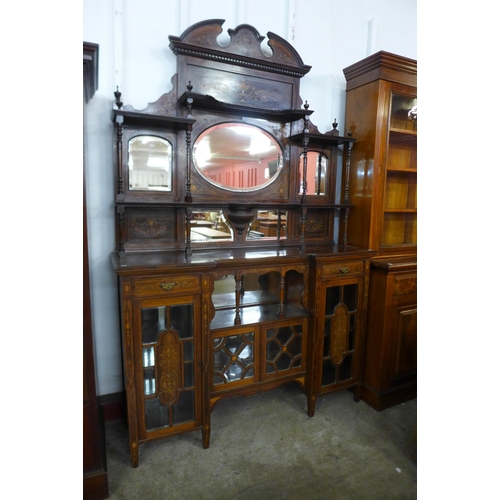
[342,51,417,410]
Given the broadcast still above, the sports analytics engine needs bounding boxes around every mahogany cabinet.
[110,20,374,467]
[342,51,417,410]
[362,258,416,410]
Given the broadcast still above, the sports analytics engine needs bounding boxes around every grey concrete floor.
[104,384,417,499]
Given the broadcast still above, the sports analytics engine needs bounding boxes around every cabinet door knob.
[339,267,350,274]
[160,282,176,291]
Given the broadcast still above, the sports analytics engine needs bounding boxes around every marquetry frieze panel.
[323,260,365,278]
[128,210,176,240]
[186,65,294,110]
[300,211,329,238]
[133,275,200,297]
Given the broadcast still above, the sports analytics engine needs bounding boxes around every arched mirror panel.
[193,123,283,192]
[128,136,172,191]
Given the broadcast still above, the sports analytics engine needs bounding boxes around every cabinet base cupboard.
[113,247,374,467]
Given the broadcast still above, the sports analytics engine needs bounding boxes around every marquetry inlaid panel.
[330,304,348,365]
[157,331,184,406]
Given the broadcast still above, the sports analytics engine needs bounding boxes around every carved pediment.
[169,19,311,78]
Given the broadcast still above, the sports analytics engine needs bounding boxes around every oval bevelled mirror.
[193,123,283,191]
[128,136,172,191]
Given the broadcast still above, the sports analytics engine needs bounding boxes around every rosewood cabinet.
[342,51,417,410]
[118,272,205,467]
[307,256,372,416]
[111,20,373,466]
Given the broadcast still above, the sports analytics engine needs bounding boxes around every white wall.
[83,0,417,396]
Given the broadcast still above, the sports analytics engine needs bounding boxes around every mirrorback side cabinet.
[111,19,374,467]
[343,51,417,410]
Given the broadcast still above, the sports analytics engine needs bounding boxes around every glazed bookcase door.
[382,89,417,251]
[318,277,364,394]
[134,296,202,440]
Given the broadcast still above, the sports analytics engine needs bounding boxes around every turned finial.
[114,86,123,109]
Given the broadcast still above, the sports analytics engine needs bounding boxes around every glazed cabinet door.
[318,277,364,396]
[381,86,417,253]
[122,292,202,467]
[136,297,202,435]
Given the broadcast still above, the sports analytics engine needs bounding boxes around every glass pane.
[276,354,292,371]
[323,318,331,356]
[142,307,166,344]
[267,340,281,360]
[143,368,156,396]
[213,331,255,385]
[183,340,193,362]
[287,335,302,357]
[343,284,358,312]
[338,353,353,382]
[142,346,155,367]
[170,304,193,339]
[226,363,243,381]
[321,360,336,386]
[213,345,231,373]
[145,398,170,431]
[225,335,242,353]
[390,95,417,131]
[349,316,355,351]
[129,136,172,191]
[172,391,195,425]
[325,287,340,316]
[184,361,194,388]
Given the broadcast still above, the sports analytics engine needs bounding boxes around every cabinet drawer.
[132,275,200,297]
[322,260,365,278]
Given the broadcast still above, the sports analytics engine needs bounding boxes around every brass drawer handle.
[160,282,176,291]
[338,267,350,274]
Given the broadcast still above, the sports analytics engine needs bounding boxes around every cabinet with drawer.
[307,255,373,417]
[361,258,417,410]
[117,269,208,467]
